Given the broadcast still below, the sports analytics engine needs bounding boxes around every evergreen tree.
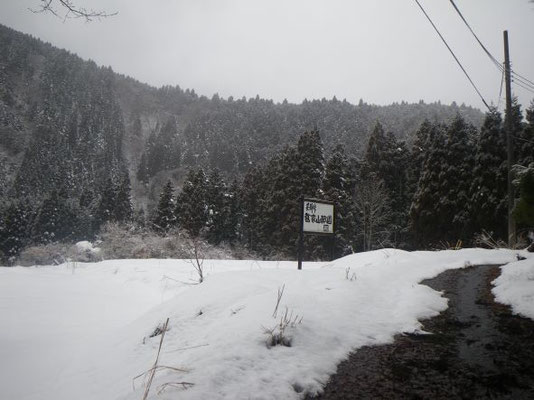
[152,181,176,233]
[95,178,117,229]
[263,130,325,256]
[516,101,534,167]
[205,169,227,243]
[506,98,526,166]
[0,199,35,260]
[513,163,534,230]
[323,145,356,256]
[363,122,410,246]
[31,190,78,244]
[440,114,477,243]
[410,123,448,246]
[470,108,507,240]
[177,168,208,236]
[137,152,149,184]
[222,179,241,244]
[296,130,324,196]
[240,166,267,250]
[410,120,434,184]
[115,174,133,223]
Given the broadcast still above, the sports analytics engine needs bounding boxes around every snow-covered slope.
[0,249,530,400]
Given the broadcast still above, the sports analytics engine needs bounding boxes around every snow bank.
[492,256,534,320]
[0,249,527,400]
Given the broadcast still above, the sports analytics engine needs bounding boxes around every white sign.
[302,199,334,234]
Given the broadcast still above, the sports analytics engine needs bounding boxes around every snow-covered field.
[1,249,532,400]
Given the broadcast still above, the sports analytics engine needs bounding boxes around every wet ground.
[307,265,534,399]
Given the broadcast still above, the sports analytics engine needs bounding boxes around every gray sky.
[1,0,533,111]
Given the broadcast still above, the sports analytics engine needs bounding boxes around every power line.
[449,0,503,73]
[512,70,534,88]
[449,0,534,99]
[512,78,534,95]
[511,71,534,91]
[414,0,491,111]
[497,65,505,110]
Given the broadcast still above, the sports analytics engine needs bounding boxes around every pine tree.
[470,108,507,240]
[439,114,477,243]
[177,168,208,236]
[152,181,176,233]
[95,178,116,229]
[323,145,356,256]
[205,169,227,243]
[222,179,241,243]
[31,190,78,244]
[407,120,435,207]
[512,163,534,230]
[516,101,534,167]
[0,199,35,260]
[506,98,526,166]
[261,130,325,256]
[137,152,149,184]
[410,123,448,247]
[240,166,266,250]
[115,174,133,223]
[296,130,324,196]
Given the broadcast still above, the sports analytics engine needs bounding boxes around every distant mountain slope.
[0,23,484,207]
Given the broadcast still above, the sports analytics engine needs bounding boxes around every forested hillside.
[3,22,532,262]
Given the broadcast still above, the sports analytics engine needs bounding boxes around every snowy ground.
[0,249,532,400]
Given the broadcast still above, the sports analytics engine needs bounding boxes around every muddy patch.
[307,265,534,399]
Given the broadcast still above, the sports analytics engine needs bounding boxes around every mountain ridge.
[0,23,484,210]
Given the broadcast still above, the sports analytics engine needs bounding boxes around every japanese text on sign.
[303,200,334,234]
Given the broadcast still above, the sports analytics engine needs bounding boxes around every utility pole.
[504,30,516,248]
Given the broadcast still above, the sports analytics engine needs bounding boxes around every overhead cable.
[449,0,503,72]
[414,0,491,111]
[450,0,534,94]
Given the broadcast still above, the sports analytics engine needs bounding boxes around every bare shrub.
[473,230,508,249]
[184,236,206,283]
[15,242,70,266]
[14,224,260,265]
[98,223,243,260]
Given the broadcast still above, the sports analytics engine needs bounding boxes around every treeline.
[1,102,532,262]
[0,175,133,260]
[0,23,484,207]
[144,101,534,258]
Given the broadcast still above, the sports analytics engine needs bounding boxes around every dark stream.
[308,265,534,399]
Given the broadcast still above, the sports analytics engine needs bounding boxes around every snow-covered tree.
[152,181,176,233]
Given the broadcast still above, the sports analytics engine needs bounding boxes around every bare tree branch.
[353,177,392,251]
[30,0,117,21]
[185,236,206,283]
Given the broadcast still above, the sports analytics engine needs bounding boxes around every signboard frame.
[301,198,335,235]
[298,197,335,270]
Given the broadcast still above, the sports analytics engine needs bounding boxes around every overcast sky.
[1,0,533,111]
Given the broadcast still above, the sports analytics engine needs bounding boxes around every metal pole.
[504,30,516,248]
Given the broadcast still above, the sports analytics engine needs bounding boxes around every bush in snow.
[13,240,102,266]
[15,242,70,266]
[97,222,255,260]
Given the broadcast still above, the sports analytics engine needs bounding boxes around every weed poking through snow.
[134,318,194,398]
[345,267,357,281]
[263,285,303,347]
